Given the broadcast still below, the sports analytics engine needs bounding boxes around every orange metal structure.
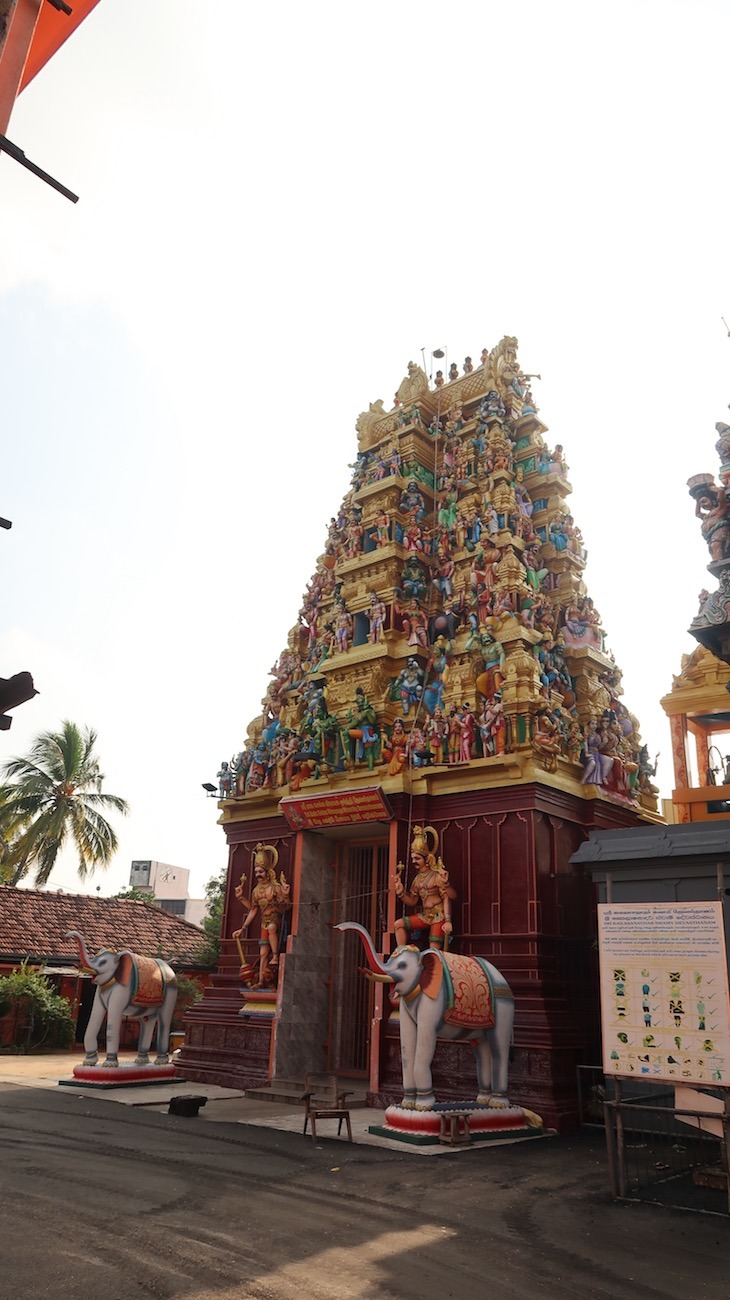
[0,0,101,134]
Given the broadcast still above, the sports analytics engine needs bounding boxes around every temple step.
[244,1076,369,1107]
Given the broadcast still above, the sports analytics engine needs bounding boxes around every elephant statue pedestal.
[370,1101,544,1147]
[66,1060,180,1088]
[336,922,544,1143]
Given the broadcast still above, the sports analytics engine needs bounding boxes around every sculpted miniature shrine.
[661,410,730,823]
[179,339,661,1128]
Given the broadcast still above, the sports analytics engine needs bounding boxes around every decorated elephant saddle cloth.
[441,953,496,1030]
[117,952,166,1007]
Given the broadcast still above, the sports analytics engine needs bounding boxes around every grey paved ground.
[0,1069,727,1300]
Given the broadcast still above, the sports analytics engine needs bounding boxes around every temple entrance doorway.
[329,841,389,1075]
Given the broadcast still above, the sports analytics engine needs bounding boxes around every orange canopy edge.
[19,0,101,92]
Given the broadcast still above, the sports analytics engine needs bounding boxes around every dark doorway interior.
[329,841,388,1074]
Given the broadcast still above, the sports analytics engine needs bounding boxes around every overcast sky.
[2,0,729,898]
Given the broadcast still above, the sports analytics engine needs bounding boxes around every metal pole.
[723,1091,730,1217]
[614,1076,627,1198]
[603,1098,618,1198]
[0,133,78,202]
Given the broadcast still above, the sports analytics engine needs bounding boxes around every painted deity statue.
[371,508,391,548]
[468,628,505,701]
[692,479,730,562]
[581,720,612,787]
[400,554,428,602]
[425,706,447,764]
[423,637,450,717]
[400,598,428,650]
[344,687,379,768]
[233,843,291,987]
[532,708,562,773]
[367,590,387,644]
[394,825,456,951]
[334,601,353,654]
[383,717,409,776]
[478,693,506,756]
[392,657,424,716]
[217,761,235,799]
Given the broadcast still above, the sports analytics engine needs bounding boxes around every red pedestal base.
[61,1063,181,1089]
[369,1103,544,1146]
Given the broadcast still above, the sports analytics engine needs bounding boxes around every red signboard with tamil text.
[280,786,392,830]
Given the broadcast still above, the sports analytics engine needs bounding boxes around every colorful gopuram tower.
[180,338,661,1128]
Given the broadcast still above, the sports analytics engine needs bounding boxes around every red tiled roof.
[0,887,212,968]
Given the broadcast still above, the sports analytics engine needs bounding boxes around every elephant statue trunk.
[337,921,394,984]
[66,929,95,971]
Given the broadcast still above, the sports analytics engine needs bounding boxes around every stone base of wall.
[175,1014,272,1091]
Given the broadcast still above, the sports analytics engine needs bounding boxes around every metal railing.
[603,1078,730,1217]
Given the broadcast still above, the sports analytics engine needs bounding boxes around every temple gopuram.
[179,338,662,1128]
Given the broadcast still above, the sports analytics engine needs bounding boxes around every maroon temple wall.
[179,786,646,1125]
[178,814,296,1089]
[378,786,612,1128]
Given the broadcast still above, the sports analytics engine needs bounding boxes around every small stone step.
[244,1076,369,1108]
[245,1083,307,1104]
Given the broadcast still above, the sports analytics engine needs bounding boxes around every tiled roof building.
[0,887,212,969]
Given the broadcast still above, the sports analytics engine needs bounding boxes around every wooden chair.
[301,1074,353,1143]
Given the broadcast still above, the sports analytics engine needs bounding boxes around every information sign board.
[597,901,730,1086]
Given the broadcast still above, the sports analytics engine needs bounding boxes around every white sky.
[1,0,729,898]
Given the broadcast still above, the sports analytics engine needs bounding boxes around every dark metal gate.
[329,842,389,1074]
[604,1078,730,1217]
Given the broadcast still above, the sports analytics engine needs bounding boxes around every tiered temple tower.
[180,339,661,1127]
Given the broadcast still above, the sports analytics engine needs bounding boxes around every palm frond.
[1,721,127,888]
[77,791,130,816]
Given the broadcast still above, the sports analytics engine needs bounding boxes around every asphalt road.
[0,1085,726,1300]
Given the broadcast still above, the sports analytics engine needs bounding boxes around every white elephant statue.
[336,921,514,1111]
[66,930,178,1068]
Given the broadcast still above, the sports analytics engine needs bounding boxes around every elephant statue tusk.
[359,966,393,984]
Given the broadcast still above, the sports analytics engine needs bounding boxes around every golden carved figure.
[393,825,456,951]
[233,843,291,987]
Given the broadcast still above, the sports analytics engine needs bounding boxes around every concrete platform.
[0,1051,548,1154]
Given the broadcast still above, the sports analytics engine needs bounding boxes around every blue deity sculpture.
[392,658,425,716]
[401,555,428,603]
[399,480,426,521]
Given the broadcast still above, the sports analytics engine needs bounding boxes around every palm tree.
[0,784,27,884]
[1,721,129,887]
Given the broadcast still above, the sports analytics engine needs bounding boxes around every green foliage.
[113,886,158,903]
[198,867,226,966]
[0,963,75,1052]
[0,721,129,887]
[171,974,204,1030]
[0,784,26,883]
